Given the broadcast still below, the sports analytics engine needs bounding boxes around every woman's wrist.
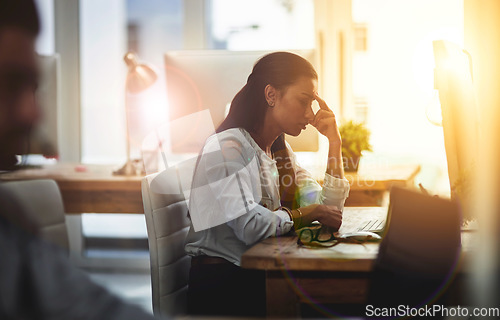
[278,206,293,222]
[328,138,342,150]
[327,140,344,179]
[290,209,302,229]
[293,205,318,228]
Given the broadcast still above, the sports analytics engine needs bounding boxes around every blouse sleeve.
[286,143,350,210]
[188,132,293,242]
[226,206,293,245]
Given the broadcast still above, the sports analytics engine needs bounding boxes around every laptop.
[357,217,387,234]
[367,185,462,307]
[356,186,461,239]
[356,197,393,235]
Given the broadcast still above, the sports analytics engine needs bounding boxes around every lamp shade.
[124,52,157,94]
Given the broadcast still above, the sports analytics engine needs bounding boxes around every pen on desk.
[418,183,429,196]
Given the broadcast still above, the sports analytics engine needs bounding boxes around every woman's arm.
[227,206,293,245]
[189,131,293,243]
[327,140,344,179]
[282,142,349,230]
[284,142,349,211]
[312,93,345,179]
[284,93,351,228]
[286,204,342,230]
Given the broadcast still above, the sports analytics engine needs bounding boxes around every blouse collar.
[238,128,276,164]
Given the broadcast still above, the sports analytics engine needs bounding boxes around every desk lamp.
[114,52,157,176]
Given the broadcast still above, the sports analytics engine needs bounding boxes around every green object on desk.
[298,225,335,243]
[297,225,339,248]
[297,224,381,248]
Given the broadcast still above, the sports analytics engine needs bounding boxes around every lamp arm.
[125,90,131,165]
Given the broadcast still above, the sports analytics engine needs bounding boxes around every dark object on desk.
[367,186,461,310]
[0,155,43,171]
[0,154,18,171]
[13,163,42,170]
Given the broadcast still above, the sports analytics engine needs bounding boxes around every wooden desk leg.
[266,271,299,318]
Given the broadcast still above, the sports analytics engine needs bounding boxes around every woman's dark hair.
[217,52,318,209]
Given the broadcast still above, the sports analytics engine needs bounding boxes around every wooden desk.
[0,163,420,214]
[341,164,421,206]
[243,207,386,271]
[0,164,143,214]
[241,207,471,318]
[241,207,384,317]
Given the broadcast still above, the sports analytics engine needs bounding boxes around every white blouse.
[185,128,350,266]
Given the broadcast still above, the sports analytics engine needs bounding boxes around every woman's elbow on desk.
[227,208,289,245]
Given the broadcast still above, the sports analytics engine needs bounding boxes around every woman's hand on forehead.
[311,93,341,143]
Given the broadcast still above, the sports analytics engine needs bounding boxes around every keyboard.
[357,219,386,234]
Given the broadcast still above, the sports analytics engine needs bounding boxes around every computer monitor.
[26,54,60,158]
[163,50,319,152]
[433,40,478,200]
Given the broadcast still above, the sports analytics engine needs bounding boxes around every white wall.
[80,0,127,164]
[34,0,55,55]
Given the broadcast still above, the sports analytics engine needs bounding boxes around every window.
[207,0,314,50]
[125,0,184,65]
[81,0,184,163]
[34,0,55,55]
[80,0,316,163]
[354,23,368,51]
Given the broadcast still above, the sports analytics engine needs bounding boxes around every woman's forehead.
[288,76,317,94]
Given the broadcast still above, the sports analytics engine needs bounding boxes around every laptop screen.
[377,186,462,276]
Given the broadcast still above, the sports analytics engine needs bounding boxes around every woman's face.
[269,76,317,137]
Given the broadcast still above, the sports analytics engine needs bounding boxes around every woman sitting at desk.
[185,52,350,316]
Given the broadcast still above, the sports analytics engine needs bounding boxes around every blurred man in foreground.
[0,1,157,319]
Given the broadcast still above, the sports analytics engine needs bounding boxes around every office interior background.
[27,0,500,314]
[35,0,464,191]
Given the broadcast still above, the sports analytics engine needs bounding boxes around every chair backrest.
[141,172,191,317]
[1,179,69,250]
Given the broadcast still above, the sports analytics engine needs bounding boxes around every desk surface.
[242,207,387,272]
[0,163,143,214]
[342,164,420,190]
[340,164,420,206]
[0,163,141,183]
[0,163,420,214]
[242,206,473,272]
[241,206,474,317]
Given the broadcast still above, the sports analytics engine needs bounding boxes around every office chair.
[1,179,69,251]
[141,172,191,317]
[367,187,461,309]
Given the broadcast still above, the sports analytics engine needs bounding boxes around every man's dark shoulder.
[0,184,37,234]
